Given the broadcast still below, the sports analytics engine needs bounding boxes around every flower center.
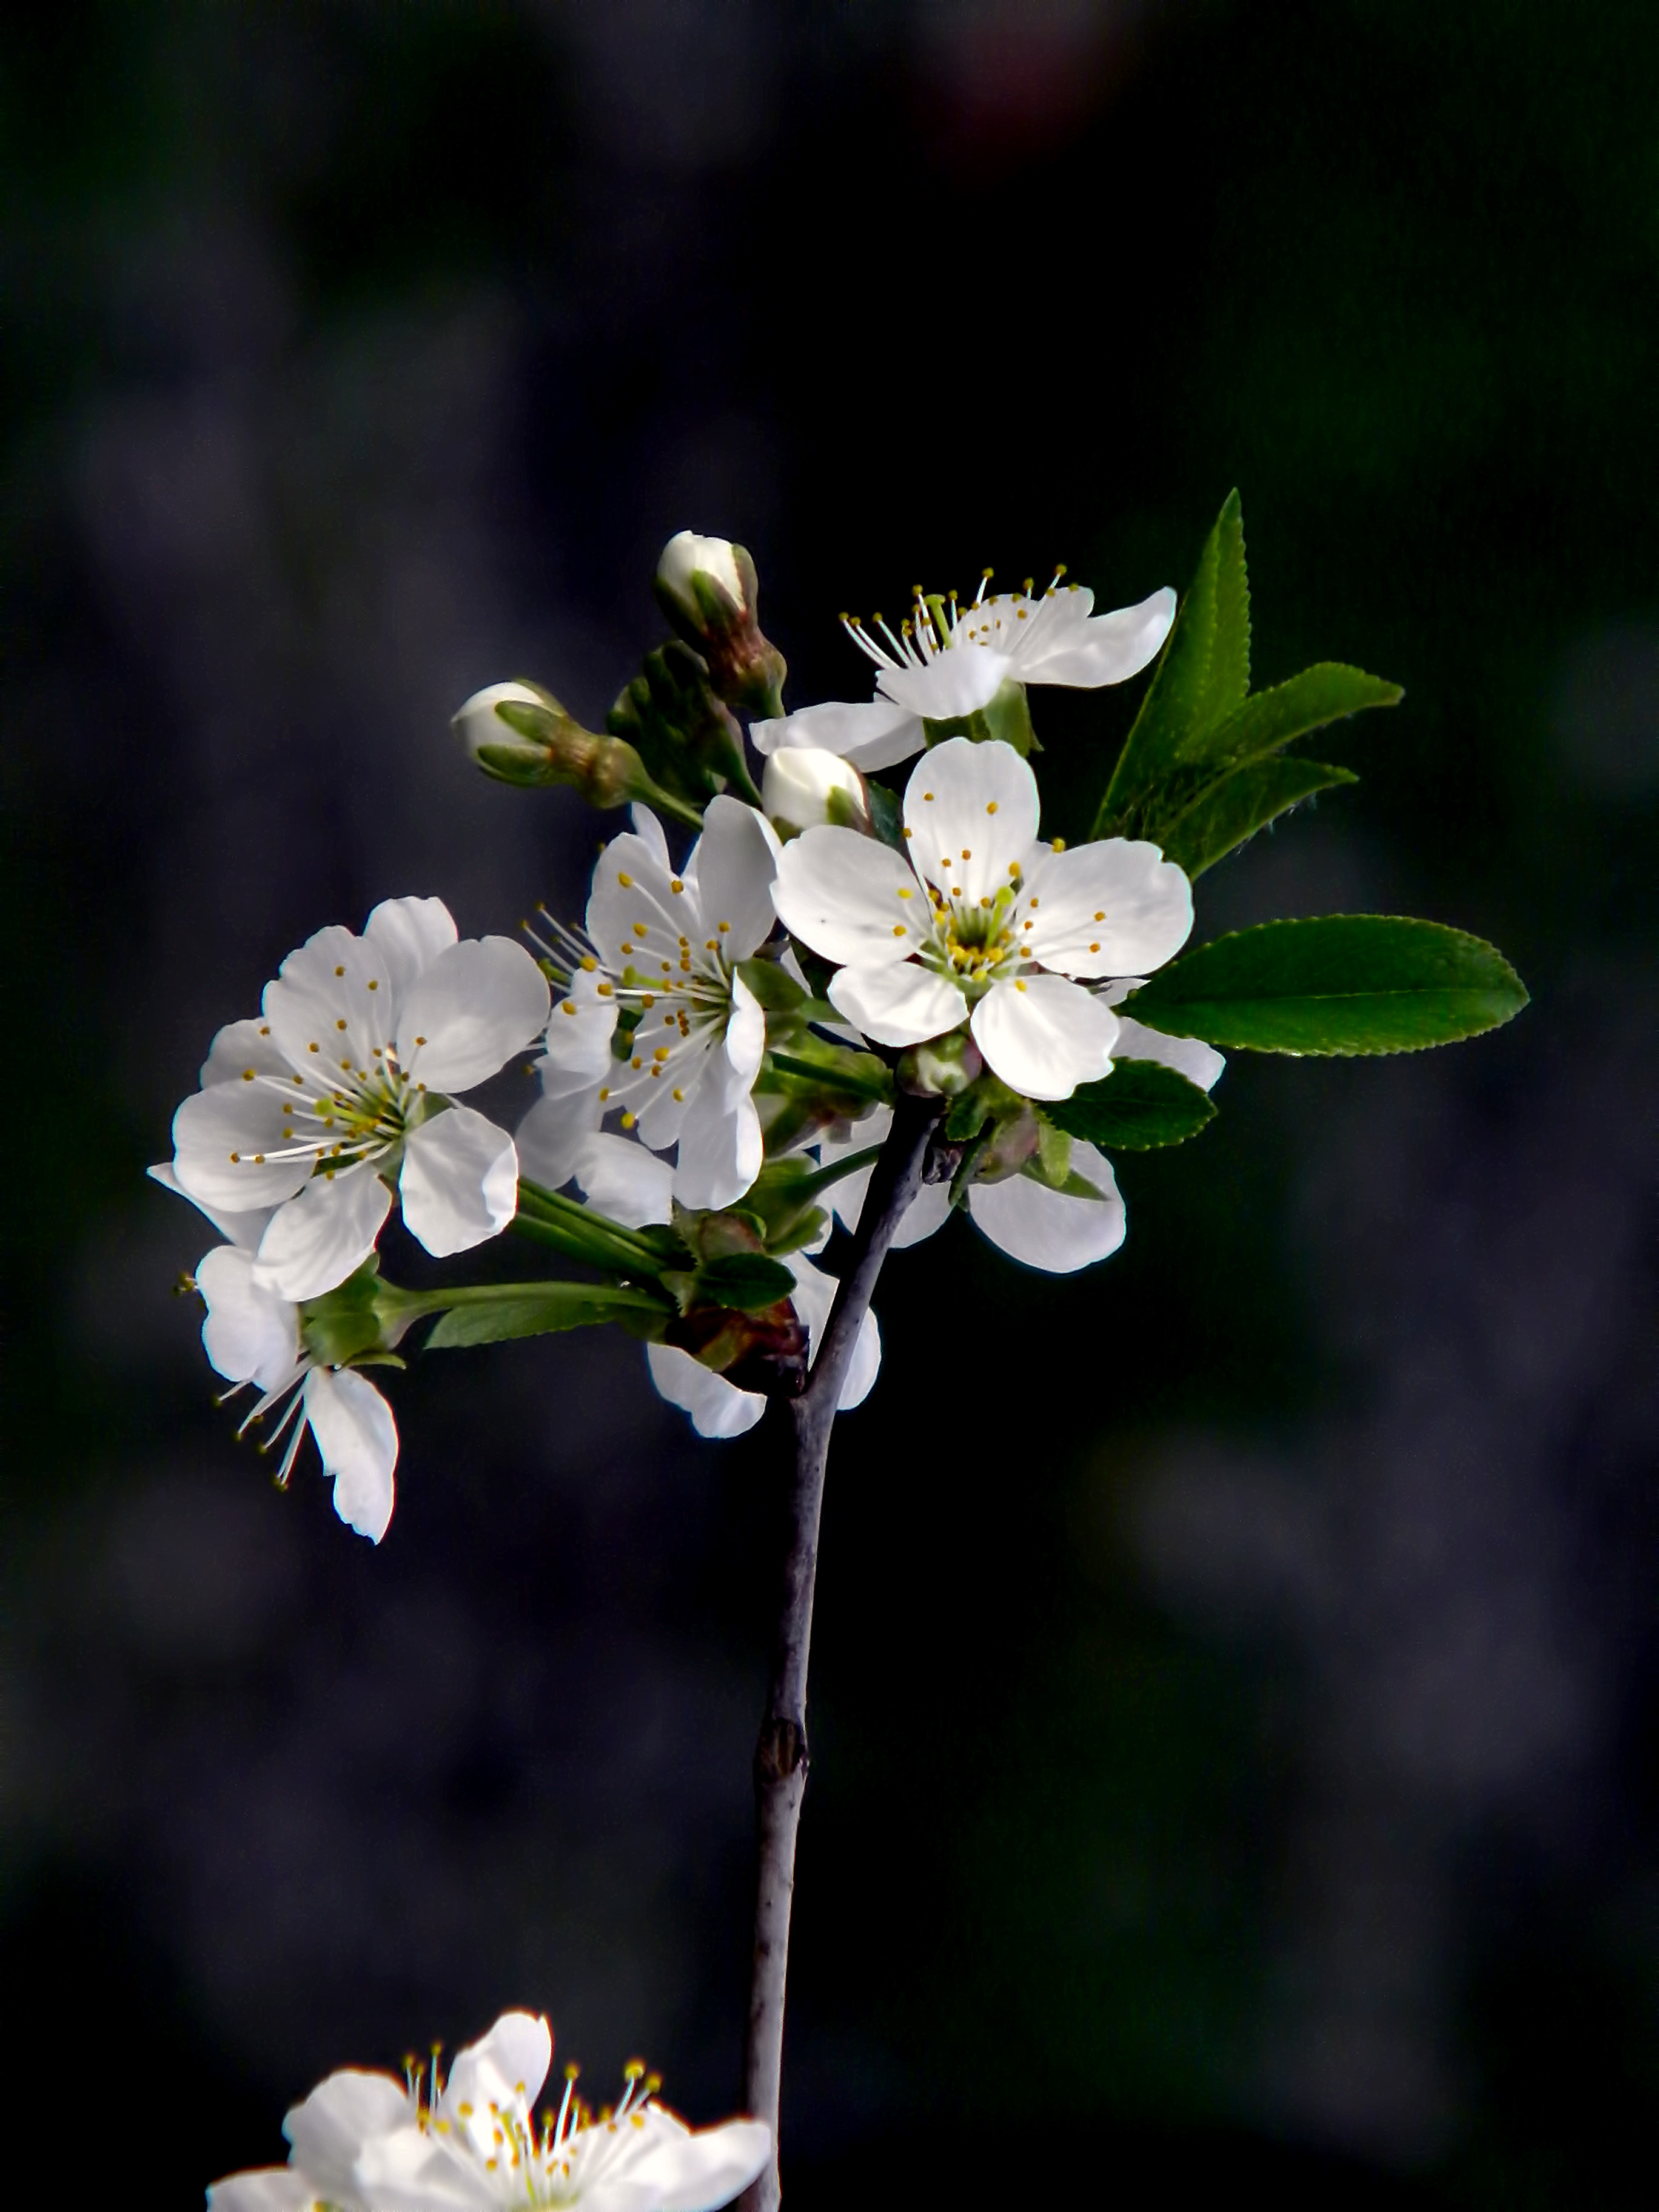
[917,879,1023,997]
[840,565,1073,674]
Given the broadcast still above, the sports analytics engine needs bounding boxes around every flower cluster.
[209,2009,770,2212]
[154,531,1229,1523]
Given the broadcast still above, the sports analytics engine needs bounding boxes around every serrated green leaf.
[426,1284,667,1350]
[1094,491,1248,836]
[1043,1059,1219,1150]
[1124,916,1530,1056]
[694,1252,798,1312]
[1197,662,1402,773]
[1158,758,1358,879]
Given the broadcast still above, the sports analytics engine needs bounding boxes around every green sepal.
[923,677,1039,757]
[1157,759,1358,879]
[1042,1059,1219,1150]
[943,1088,989,1141]
[864,778,907,853]
[689,1252,799,1312]
[300,1257,411,1367]
[1098,490,1249,832]
[767,1044,894,1107]
[425,1284,671,1350]
[736,956,806,1013]
[1028,1116,1073,1188]
[1123,916,1530,1056]
[1021,1159,1114,1199]
[605,640,763,810]
[513,1179,689,1274]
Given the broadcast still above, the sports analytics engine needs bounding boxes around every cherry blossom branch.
[739,1090,943,2212]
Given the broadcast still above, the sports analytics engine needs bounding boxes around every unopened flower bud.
[454,679,652,810]
[653,528,787,722]
[657,530,745,620]
[896,1029,984,1097]
[761,745,869,837]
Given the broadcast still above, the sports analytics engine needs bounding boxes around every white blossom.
[519,801,779,1213]
[169,897,550,1304]
[771,737,1191,1101]
[209,2010,770,2212]
[751,570,1175,770]
[646,1252,881,1440]
[195,1241,398,1543]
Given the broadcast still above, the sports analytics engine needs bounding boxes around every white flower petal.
[171,1079,313,1213]
[674,1073,762,1210]
[541,967,622,1095]
[515,1087,603,1190]
[771,825,922,968]
[253,1170,394,1301]
[576,1131,676,1226]
[646,1344,766,1439]
[876,645,1010,719]
[1020,585,1176,686]
[786,1256,881,1411]
[968,1141,1125,1272]
[694,796,782,959]
[1020,837,1191,977]
[283,2068,414,2203]
[750,696,923,771]
[629,803,671,871]
[1111,1013,1226,1093]
[588,830,689,965]
[440,2011,552,2131]
[196,1245,300,1391]
[725,968,766,1086]
[199,1014,291,1088]
[303,1369,398,1543]
[828,960,967,1048]
[350,2123,483,2212]
[207,2171,320,2212]
[626,2117,774,2212]
[149,1160,276,1250]
[400,1107,518,1256]
[397,937,551,1093]
[903,737,1039,905]
[363,895,458,1005]
[263,923,381,1076]
[969,974,1118,1101]
[894,1176,954,1248]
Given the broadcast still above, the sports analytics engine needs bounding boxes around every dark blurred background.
[2,2,1656,2204]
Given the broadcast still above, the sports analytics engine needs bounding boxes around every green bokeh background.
[2,5,1655,2205]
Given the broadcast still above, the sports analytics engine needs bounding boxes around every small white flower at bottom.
[207,2008,771,2212]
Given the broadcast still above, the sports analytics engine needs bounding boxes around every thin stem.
[739,1090,943,2212]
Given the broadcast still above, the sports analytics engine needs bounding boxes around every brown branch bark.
[737,1092,943,2212]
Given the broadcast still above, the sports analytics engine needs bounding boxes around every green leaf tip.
[1125,914,1530,1056]
[1043,1059,1220,1150]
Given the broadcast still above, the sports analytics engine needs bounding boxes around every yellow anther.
[241,1068,255,1081]
[653,1046,671,1061]
[1014,980,1027,992]
[987,801,998,814]
[335,965,346,977]
[961,847,971,859]
[621,1111,636,1129]
[1051,837,1066,852]
[634,921,649,935]
[718,920,731,933]
[891,924,907,937]
[896,887,913,900]
[617,871,633,888]
[561,999,578,1016]
[260,1025,270,1036]
[922,791,934,802]
[253,1152,266,1163]
[229,1150,241,1162]
[669,877,685,894]
[631,1056,643,1070]
[621,942,634,955]
[1089,941,1101,952]
[598,982,614,997]
[580,954,597,971]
